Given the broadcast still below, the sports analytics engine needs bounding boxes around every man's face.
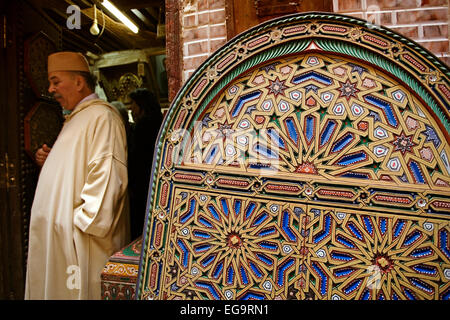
[48,71,80,110]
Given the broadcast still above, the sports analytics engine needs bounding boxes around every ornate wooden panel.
[24,31,57,99]
[136,13,450,300]
[24,101,63,159]
[101,237,142,300]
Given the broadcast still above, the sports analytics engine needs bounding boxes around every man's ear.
[75,74,86,92]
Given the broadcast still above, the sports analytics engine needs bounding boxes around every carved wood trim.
[166,0,182,102]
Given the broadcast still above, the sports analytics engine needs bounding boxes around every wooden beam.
[27,0,163,50]
[130,8,156,31]
[104,0,163,10]
[94,47,165,69]
[81,7,136,48]
[82,7,162,49]
[144,7,159,23]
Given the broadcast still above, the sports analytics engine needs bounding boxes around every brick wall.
[333,0,449,65]
[181,0,227,82]
[178,0,448,86]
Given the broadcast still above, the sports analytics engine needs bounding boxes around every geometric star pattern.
[184,54,450,189]
[146,190,450,300]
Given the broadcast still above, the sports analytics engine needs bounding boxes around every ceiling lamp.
[101,0,139,34]
[89,4,100,35]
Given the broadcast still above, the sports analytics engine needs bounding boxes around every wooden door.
[0,0,61,299]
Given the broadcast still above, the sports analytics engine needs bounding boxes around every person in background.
[25,51,129,300]
[127,88,163,240]
[111,100,132,139]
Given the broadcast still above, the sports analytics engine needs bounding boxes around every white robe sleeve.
[73,156,127,237]
[73,107,128,238]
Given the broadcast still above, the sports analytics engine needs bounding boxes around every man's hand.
[35,144,51,167]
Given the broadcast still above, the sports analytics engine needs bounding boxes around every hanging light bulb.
[90,4,100,35]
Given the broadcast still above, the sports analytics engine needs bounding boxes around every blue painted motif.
[393,220,406,238]
[331,251,354,261]
[293,71,332,85]
[193,230,211,239]
[245,202,256,219]
[267,128,286,149]
[410,278,433,293]
[410,247,433,258]
[282,210,297,242]
[227,266,234,284]
[212,261,223,279]
[277,258,295,287]
[258,241,278,251]
[364,95,398,127]
[337,152,367,166]
[177,239,189,268]
[346,222,364,241]
[409,161,425,184]
[256,253,273,266]
[254,143,278,159]
[249,261,263,278]
[240,266,249,284]
[239,291,265,300]
[343,279,362,295]
[234,199,241,216]
[201,254,216,267]
[379,218,387,235]
[220,199,229,216]
[361,289,371,300]
[194,244,212,253]
[439,229,450,259]
[207,204,221,221]
[199,217,213,228]
[412,264,437,276]
[363,216,373,236]
[180,198,197,223]
[252,212,269,227]
[258,227,276,237]
[231,91,261,117]
[334,268,354,277]
[195,281,221,299]
[311,262,328,295]
[285,118,299,145]
[403,287,416,300]
[331,132,354,153]
[313,214,331,243]
[320,120,336,147]
[403,230,422,246]
[305,115,315,143]
[336,235,356,249]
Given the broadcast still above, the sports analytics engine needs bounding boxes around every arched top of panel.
[160,12,449,193]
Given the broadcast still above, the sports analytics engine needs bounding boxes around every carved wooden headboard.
[136,12,450,300]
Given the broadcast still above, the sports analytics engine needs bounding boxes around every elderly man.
[25,52,130,299]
